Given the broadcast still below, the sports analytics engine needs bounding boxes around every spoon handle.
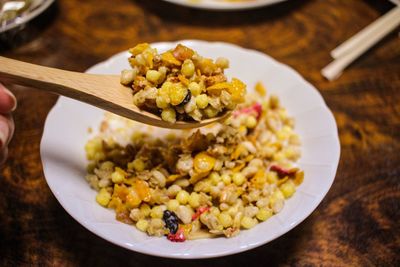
[0,56,114,100]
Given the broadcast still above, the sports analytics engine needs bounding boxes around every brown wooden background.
[1,0,399,266]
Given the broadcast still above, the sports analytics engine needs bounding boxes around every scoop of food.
[120,43,247,123]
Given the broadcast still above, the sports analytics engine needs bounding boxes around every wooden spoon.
[0,56,230,129]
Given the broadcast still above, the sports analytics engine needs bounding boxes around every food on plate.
[120,43,246,123]
[0,0,31,26]
[85,83,303,242]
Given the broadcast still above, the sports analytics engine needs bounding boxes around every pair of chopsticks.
[322,5,400,81]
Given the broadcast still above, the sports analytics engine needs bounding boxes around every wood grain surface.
[1,0,399,266]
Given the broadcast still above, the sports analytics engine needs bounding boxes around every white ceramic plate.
[0,0,54,33]
[40,40,340,259]
[161,0,286,11]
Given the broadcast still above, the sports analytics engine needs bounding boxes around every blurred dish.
[41,40,340,258]
[0,0,53,33]
[161,0,287,10]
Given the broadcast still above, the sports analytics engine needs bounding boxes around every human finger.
[0,115,11,149]
[0,83,17,114]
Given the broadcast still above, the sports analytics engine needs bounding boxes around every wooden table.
[1,0,399,265]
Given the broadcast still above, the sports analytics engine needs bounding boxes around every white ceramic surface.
[162,0,286,10]
[40,40,340,259]
[0,0,54,33]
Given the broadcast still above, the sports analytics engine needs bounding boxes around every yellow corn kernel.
[238,126,248,136]
[159,81,173,96]
[146,70,161,84]
[256,208,273,221]
[283,147,296,159]
[129,43,150,56]
[126,188,142,208]
[96,188,111,207]
[111,168,125,184]
[156,95,170,109]
[266,171,278,184]
[274,189,285,200]
[193,152,216,173]
[215,57,229,69]
[100,161,114,171]
[273,152,285,162]
[218,212,233,228]
[210,206,221,216]
[209,172,221,185]
[176,190,190,205]
[280,180,296,199]
[128,158,146,172]
[221,174,232,185]
[193,181,203,192]
[167,199,180,211]
[277,110,288,121]
[85,137,103,160]
[245,116,257,129]
[169,83,188,106]
[227,206,238,217]
[136,219,149,232]
[277,128,291,141]
[150,206,165,219]
[269,95,280,109]
[193,181,211,193]
[255,81,266,96]
[188,82,202,96]
[204,106,219,118]
[195,94,209,109]
[161,108,176,123]
[232,172,245,186]
[181,59,195,77]
[174,178,190,188]
[188,192,200,208]
[228,78,246,103]
[269,190,285,207]
[241,216,257,229]
[140,203,151,217]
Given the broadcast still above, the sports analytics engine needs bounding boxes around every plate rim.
[41,40,341,259]
[0,0,55,33]
[161,0,287,11]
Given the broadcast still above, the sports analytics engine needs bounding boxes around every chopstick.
[330,6,400,59]
[322,6,400,81]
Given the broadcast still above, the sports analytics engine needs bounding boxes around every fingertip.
[0,118,10,148]
[0,83,17,113]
